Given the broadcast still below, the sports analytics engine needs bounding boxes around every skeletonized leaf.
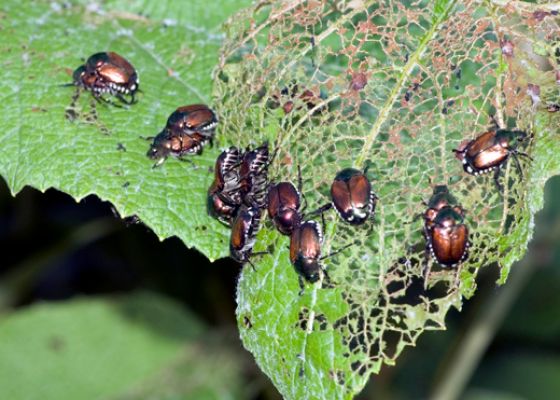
[215,1,560,398]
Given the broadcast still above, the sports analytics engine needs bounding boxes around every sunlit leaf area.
[1,1,559,399]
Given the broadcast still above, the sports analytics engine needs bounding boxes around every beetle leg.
[300,194,309,215]
[516,151,533,161]
[152,157,166,169]
[247,258,257,272]
[298,276,305,296]
[177,156,195,165]
[321,267,332,288]
[305,203,332,220]
[493,167,503,193]
[115,92,133,105]
[511,153,524,179]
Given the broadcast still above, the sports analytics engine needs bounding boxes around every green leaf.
[215,1,560,398]
[0,292,246,399]
[0,0,251,261]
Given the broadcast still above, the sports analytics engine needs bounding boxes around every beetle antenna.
[59,82,77,88]
[363,161,371,176]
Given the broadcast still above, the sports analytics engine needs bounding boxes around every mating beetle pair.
[228,145,270,265]
[70,52,139,106]
[206,144,270,265]
[422,186,469,269]
[147,104,219,167]
[208,144,270,226]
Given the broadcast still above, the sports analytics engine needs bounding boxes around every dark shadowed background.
[1,175,559,399]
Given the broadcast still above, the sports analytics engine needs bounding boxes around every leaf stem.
[355,0,458,168]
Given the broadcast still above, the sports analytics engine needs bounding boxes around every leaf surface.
[0,0,251,260]
[0,292,246,399]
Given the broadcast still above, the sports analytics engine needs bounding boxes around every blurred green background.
[1,174,559,399]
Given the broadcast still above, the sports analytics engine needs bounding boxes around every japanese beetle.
[147,130,209,167]
[207,182,241,225]
[453,129,531,190]
[424,206,469,267]
[230,206,262,265]
[166,104,218,138]
[290,221,325,289]
[330,168,377,225]
[267,181,302,235]
[72,52,139,104]
[212,147,242,192]
[207,148,243,225]
[423,185,462,222]
[290,220,352,293]
[239,144,270,208]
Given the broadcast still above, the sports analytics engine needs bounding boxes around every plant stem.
[429,256,535,400]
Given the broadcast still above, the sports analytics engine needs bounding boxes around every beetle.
[424,206,469,268]
[453,129,531,190]
[289,220,325,291]
[207,182,241,225]
[211,147,242,192]
[239,144,270,208]
[423,185,463,223]
[329,168,377,225]
[230,205,262,266]
[267,181,302,235]
[166,104,219,138]
[207,147,243,225]
[72,52,139,104]
[147,130,209,167]
[289,220,351,293]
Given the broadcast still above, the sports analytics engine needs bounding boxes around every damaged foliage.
[215,1,560,398]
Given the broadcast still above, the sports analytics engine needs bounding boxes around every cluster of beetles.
[68,51,533,291]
